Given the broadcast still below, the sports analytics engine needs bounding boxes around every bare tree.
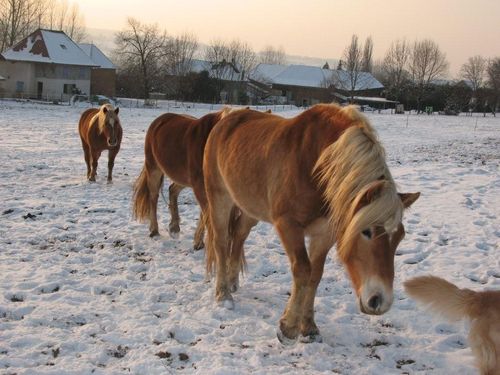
[114,17,167,99]
[259,45,286,65]
[382,39,411,100]
[408,39,449,112]
[228,40,256,79]
[0,0,86,51]
[460,55,486,93]
[342,34,363,101]
[486,57,500,116]
[362,36,373,73]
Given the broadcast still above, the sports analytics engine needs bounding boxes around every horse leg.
[89,149,101,182]
[168,183,184,237]
[228,210,257,293]
[146,167,163,237]
[300,222,334,342]
[274,217,310,341]
[81,140,91,179]
[107,147,119,183]
[191,178,208,250]
[193,210,205,250]
[207,193,236,308]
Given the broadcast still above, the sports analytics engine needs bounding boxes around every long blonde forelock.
[313,110,401,260]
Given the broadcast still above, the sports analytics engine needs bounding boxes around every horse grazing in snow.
[203,104,420,342]
[133,108,235,249]
[78,104,122,182]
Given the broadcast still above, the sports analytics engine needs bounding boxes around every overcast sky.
[74,0,500,76]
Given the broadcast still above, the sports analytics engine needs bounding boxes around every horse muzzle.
[359,280,393,315]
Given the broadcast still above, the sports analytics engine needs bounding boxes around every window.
[16,81,24,92]
[63,84,76,94]
[63,66,69,78]
[79,67,86,79]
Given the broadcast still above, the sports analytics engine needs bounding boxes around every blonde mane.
[313,106,403,261]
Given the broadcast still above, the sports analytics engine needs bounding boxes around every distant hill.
[85,27,339,69]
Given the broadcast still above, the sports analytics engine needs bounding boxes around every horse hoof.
[298,333,323,343]
[169,230,180,239]
[276,328,297,345]
[217,298,235,310]
[193,241,205,250]
[107,179,113,184]
[149,230,159,238]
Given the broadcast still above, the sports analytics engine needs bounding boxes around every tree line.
[0,0,86,51]
[1,3,498,113]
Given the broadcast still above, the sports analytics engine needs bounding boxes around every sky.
[75,0,500,77]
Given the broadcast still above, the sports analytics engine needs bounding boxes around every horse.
[405,276,500,375]
[203,103,420,342]
[133,108,233,249]
[78,104,122,182]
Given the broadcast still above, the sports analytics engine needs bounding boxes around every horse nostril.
[368,294,381,310]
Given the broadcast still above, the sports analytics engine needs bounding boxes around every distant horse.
[133,108,232,249]
[203,104,420,341]
[78,104,122,182]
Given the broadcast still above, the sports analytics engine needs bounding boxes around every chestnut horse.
[133,108,232,249]
[203,104,420,342]
[78,104,122,182]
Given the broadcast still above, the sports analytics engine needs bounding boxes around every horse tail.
[205,205,245,279]
[132,165,163,222]
[205,204,216,278]
[404,275,478,321]
[228,206,246,274]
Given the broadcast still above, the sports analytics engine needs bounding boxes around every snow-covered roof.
[0,75,6,81]
[328,70,384,91]
[78,43,115,69]
[1,29,97,67]
[250,63,383,91]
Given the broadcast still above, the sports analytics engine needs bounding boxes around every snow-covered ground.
[0,101,498,375]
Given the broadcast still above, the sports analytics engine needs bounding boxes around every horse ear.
[356,180,386,210]
[102,106,108,114]
[398,192,420,208]
[114,107,119,115]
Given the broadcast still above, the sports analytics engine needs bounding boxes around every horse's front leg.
[89,149,102,182]
[300,220,334,342]
[107,147,119,182]
[274,217,310,341]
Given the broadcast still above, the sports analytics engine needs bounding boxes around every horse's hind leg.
[207,193,236,308]
[168,183,184,237]
[228,210,257,292]
[193,210,205,250]
[146,167,163,237]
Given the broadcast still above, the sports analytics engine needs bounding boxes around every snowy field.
[0,101,499,375]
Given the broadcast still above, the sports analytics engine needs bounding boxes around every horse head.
[98,104,120,147]
[342,184,420,315]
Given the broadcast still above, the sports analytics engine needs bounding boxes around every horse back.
[205,109,339,224]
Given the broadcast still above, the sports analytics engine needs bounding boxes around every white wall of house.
[0,61,36,97]
[0,61,91,101]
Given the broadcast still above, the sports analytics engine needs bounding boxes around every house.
[0,29,112,102]
[79,43,116,98]
[249,63,388,107]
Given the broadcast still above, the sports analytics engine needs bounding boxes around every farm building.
[78,43,116,98]
[0,29,115,102]
[249,63,390,107]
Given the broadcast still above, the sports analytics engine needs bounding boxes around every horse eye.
[362,229,372,239]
